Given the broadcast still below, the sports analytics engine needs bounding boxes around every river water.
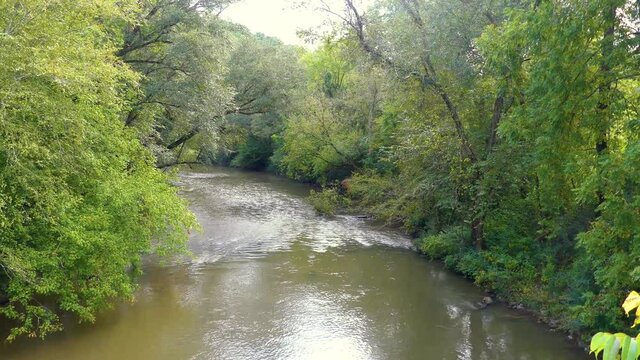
[0,167,586,359]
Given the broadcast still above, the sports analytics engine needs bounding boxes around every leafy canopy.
[0,0,196,340]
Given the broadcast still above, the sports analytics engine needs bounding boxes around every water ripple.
[179,170,412,266]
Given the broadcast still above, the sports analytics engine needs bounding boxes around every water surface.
[0,167,586,359]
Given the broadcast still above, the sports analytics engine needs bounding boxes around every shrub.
[418,226,467,260]
[307,188,349,215]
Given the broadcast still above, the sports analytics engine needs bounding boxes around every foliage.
[278,41,387,184]
[0,0,196,340]
[213,29,306,170]
[120,0,236,166]
[307,188,349,216]
[230,134,273,170]
[280,94,364,183]
[479,0,640,332]
[418,227,466,261]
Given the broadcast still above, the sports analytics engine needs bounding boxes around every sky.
[221,0,369,48]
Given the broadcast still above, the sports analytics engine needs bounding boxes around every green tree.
[214,28,306,170]
[278,40,388,184]
[119,0,236,167]
[326,0,526,248]
[483,0,640,330]
[0,0,196,340]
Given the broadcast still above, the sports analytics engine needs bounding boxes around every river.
[0,167,586,359]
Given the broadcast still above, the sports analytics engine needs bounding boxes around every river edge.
[336,208,595,355]
[329,208,591,354]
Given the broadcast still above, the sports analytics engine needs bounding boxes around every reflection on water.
[0,167,586,360]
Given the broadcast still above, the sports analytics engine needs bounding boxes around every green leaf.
[621,334,631,360]
[604,335,621,360]
[591,332,609,357]
[623,338,638,360]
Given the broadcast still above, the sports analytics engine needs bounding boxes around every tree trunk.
[471,217,484,250]
[595,5,616,213]
[166,127,199,150]
[486,93,505,156]
[367,80,378,156]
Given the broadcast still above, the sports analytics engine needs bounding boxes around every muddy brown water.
[0,167,586,359]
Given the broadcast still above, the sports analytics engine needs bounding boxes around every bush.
[418,226,467,260]
[307,188,349,215]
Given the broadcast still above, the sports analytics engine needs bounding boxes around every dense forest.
[1,0,639,352]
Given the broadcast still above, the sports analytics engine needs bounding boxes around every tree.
[214,28,306,169]
[277,40,388,183]
[0,0,196,340]
[119,0,236,167]
[320,0,522,248]
[280,94,364,183]
[483,0,640,329]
